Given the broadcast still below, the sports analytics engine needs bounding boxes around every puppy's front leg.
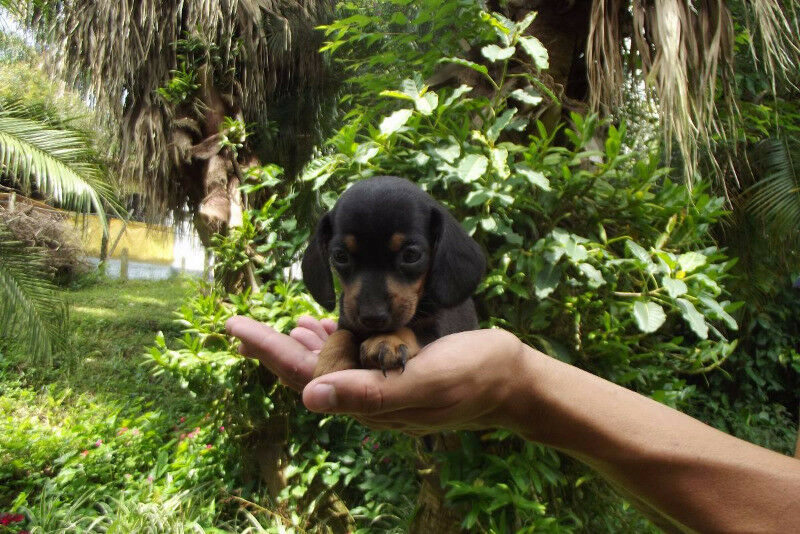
[314,329,359,378]
[360,327,420,375]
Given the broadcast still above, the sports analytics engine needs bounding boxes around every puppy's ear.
[428,206,486,307]
[302,212,336,311]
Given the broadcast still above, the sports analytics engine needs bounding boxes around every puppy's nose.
[359,311,390,330]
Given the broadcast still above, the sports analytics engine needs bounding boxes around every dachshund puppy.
[302,176,485,378]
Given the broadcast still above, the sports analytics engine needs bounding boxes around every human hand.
[225,314,337,391]
[226,315,533,435]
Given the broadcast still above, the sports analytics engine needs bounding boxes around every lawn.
[0,276,227,531]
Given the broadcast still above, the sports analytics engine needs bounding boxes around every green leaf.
[481,44,515,62]
[487,108,517,143]
[516,165,551,191]
[578,263,605,288]
[678,251,707,273]
[535,263,562,299]
[353,143,379,164]
[379,89,414,101]
[564,239,588,262]
[433,143,460,163]
[480,215,497,232]
[414,92,439,116]
[698,296,738,330]
[516,11,537,33]
[490,147,510,178]
[632,301,666,333]
[378,109,413,137]
[509,87,543,106]
[439,57,488,77]
[465,190,490,207]
[661,276,688,298]
[626,240,652,265]
[456,154,488,182]
[443,84,473,107]
[676,298,709,339]
[518,36,549,69]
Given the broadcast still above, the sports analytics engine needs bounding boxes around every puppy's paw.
[359,328,419,375]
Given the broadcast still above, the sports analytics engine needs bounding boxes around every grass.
[0,275,229,531]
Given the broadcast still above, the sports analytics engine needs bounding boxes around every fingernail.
[306,383,337,412]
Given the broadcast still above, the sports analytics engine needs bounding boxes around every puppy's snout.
[358,309,390,330]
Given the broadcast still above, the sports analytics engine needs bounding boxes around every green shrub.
[143,3,798,531]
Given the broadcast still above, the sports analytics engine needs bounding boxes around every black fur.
[301,176,485,345]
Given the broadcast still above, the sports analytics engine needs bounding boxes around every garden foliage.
[139,3,797,532]
[145,2,799,532]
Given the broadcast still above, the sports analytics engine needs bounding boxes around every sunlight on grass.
[72,306,115,318]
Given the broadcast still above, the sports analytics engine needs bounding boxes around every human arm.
[226,315,800,533]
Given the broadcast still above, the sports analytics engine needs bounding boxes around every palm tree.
[15,0,336,246]
[0,104,116,362]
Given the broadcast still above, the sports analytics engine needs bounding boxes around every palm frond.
[747,138,800,237]
[0,114,115,226]
[0,220,66,363]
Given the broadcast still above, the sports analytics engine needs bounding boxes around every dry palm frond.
[588,0,800,183]
[19,0,335,221]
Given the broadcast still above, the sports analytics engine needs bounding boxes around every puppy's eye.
[331,249,350,266]
[401,247,422,264]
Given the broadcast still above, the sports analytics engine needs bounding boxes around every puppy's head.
[302,176,485,335]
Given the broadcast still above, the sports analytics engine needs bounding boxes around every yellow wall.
[74,215,174,264]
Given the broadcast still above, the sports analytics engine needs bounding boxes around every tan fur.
[340,276,362,325]
[387,275,424,325]
[344,234,358,253]
[388,232,406,252]
[360,327,420,371]
[314,329,359,378]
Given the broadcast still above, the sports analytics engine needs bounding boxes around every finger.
[290,326,327,352]
[320,318,338,335]
[301,366,451,416]
[226,316,317,390]
[296,316,332,341]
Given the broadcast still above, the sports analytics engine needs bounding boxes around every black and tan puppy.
[302,176,485,378]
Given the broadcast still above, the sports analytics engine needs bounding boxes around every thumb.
[302,368,445,415]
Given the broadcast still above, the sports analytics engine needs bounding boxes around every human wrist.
[499,344,599,453]
[497,342,550,441]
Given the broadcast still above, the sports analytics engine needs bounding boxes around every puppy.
[302,176,485,378]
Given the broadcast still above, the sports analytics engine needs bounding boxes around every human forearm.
[509,345,800,532]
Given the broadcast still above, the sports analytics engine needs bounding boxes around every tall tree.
[18,0,336,245]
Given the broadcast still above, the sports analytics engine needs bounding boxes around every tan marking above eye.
[388,232,406,252]
[344,235,358,253]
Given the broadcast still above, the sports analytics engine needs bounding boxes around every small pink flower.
[117,427,128,435]
[179,417,185,423]
[372,442,379,451]
[180,433,186,440]
[147,475,154,483]
[81,450,89,457]
[94,439,102,447]
[131,428,140,435]
[219,426,225,432]
[205,444,212,450]
[362,436,370,445]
